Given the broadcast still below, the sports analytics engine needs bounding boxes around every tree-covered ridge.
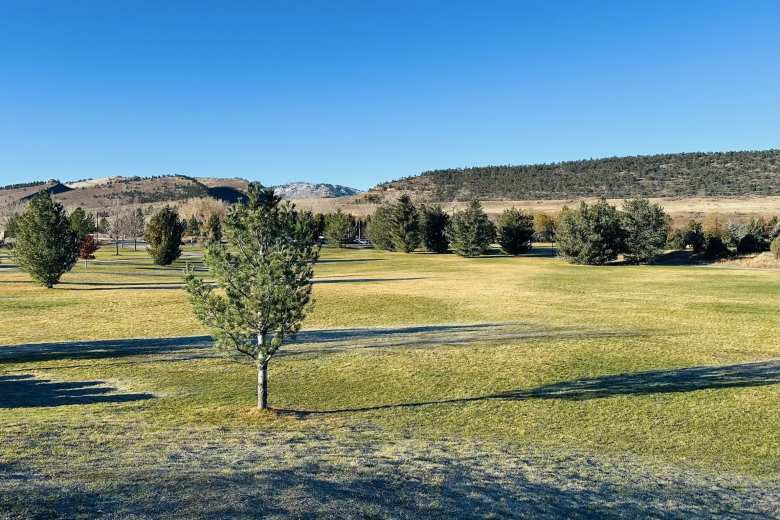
[375,150,780,201]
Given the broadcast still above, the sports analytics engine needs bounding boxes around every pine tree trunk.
[257,359,268,409]
[115,240,119,256]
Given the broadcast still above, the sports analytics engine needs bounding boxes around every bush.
[497,208,534,255]
[389,194,420,253]
[446,200,495,257]
[666,228,685,250]
[620,198,670,264]
[703,233,730,260]
[14,191,79,287]
[556,199,623,265]
[771,236,780,259]
[79,234,99,259]
[367,205,395,251]
[682,220,705,252]
[420,205,450,253]
[144,206,185,265]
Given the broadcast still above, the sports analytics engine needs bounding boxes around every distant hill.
[271,182,362,199]
[373,150,780,201]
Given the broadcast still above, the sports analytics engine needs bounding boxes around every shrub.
[497,208,534,255]
[420,205,450,253]
[14,191,79,287]
[389,195,420,253]
[666,228,685,250]
[367,205,395,251]
[702,233,730,260]
[79,234,99,259]
[620,198,670,264]
[144,206,185,265]
[682,220,705,252]
[556,199,623,265]
[771,236,780,259]
[447,200,495,257]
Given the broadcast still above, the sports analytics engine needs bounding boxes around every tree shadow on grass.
[0,374,153,408]
[281,359,780,415]
[0,336,214,363]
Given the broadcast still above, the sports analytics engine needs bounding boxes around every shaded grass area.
[0,246,778,516]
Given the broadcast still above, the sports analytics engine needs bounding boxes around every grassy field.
[0,245,778,518]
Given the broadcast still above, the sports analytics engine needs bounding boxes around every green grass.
[0,245,777,517]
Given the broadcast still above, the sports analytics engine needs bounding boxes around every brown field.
[291,195,780,222]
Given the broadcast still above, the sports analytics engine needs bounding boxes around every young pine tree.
[144,206,185,265]
[324,210,350,247]
[447,199,495,257]
[497,208,534,255]
[68,207,96,242]
[367,204,395,251]
[185,183,319,409]
[620,198,670,264]
[204,213,222,243]
[420,205,450,253]
[15,191,79,288]
[390,194,420,253]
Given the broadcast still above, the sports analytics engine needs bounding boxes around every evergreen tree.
[682,220,705,252]
[205,214,222,243]
[389,194,420,253]
[97,217,111,235]
[14,191,79,287]
[68,207,96,241]
[367,204,395,251]
[556,199,624,265]
[144,206,185,265]
[620,198,670,264]
[324,210,350,247]
[497,208,534,255]
[420,205,450,253]
[446,199,495,257]
[130,208,145,251]
[185,183,319,409]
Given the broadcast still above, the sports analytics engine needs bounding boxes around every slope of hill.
[271,182,361,199]
[374,150,780,201]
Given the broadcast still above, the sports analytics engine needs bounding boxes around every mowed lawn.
[0,246,778,518]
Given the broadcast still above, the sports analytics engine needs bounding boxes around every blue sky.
[0,0,777,190]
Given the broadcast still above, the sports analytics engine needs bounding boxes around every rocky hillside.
[373,150,780,201]
[271,182,361,199]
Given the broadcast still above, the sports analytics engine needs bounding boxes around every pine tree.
[556,199,624,265]
[68,207,96,241]
[324,210,350,247]
[621,198,670,263]
[14,191,79,288]
[497,208,534,255]
[205,214,222,243]
[367,204,395,251]
[144,206,185,265]
[185,183,319,409]
[447,200,495,257]
[390,194,420,253]
[420,205,450,253]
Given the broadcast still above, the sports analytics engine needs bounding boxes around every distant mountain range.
[0,176,362,213]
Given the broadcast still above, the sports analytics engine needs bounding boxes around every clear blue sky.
[0,0,777,190]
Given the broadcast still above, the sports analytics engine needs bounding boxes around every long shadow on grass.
[0,374,153,408]
[282,359,780,415]
[0,336,214,363]
[0,441,775,518]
